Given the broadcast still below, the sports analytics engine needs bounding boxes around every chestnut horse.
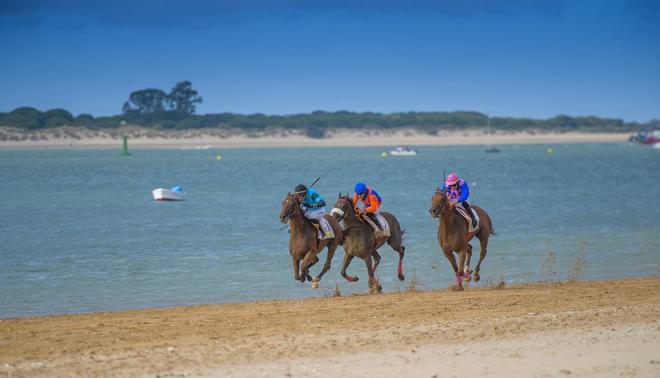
[331,194,405,293]
[279,193,343,288]
[429,190,494,290]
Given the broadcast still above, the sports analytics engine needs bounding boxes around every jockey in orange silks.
[353,182,390,238]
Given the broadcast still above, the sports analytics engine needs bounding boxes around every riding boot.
[376,213,391,237]
[463,201,477,228]
[319,218,334,240]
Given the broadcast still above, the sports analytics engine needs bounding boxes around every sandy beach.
[0,127,628,149]
[1,277,658,377]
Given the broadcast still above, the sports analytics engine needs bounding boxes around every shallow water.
[1,143,658,318]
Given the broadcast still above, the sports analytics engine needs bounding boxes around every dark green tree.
[122,89,169,114]
[42,108,74,128]
[167,81,202,115]
[3,107,42,129]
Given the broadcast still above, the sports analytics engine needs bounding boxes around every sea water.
[1,143,658,318]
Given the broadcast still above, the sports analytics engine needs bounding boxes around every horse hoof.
[474,273,480,282]
[311,280,319,289]
[465,275,472,283]
[398,273,405,281]
[449,284,464,292]
[344,276,359,283]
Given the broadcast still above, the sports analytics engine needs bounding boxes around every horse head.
[279,192,300,224]
[429,188,449,218]
[332,194,355,222]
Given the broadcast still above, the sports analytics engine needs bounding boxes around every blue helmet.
[354,182,367,194]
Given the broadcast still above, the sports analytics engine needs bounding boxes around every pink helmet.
[445,172,460,186]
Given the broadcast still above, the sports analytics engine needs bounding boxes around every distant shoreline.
[0,127,628,149]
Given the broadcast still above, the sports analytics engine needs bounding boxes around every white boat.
[653,143,660,149]
[152,186,186,201]
[389,146,418,156]
[484,113,500,153]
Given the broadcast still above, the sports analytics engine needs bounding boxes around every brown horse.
[331,194,405,293]
[429,190,494,290]
[279,193,343,288]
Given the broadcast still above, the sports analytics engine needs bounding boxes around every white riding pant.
[356,204,389,231]
[303,207,331,233]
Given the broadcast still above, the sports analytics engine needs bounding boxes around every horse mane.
[338,193,354,206]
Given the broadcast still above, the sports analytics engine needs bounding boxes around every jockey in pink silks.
[440,172,477,227]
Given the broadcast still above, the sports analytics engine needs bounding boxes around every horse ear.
[338,192,341,199]
[288,191,291,195]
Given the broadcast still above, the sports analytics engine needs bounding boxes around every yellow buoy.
[216,154,222,160]
[381,152,388,158]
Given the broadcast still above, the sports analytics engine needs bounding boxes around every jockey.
[294,184,334,239]
[440,172,477,227]
[353,182,390,238]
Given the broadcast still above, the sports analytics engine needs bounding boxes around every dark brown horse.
[279,193,343,288]
[429,190,494,290]
[331,194,405,293]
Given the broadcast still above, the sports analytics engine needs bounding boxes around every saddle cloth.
[311,217,333,239]
[455,206,480,233]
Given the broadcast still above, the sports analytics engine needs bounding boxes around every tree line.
[0,81,656,133]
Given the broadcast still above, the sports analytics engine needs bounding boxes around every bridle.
[281,194,302,222]
[430,189,448,218]
[331,197,350,222]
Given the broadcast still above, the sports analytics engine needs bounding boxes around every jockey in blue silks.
[294,184,334,239]
[440,172,477,227]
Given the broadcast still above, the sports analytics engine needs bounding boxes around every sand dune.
[0,126,628,149]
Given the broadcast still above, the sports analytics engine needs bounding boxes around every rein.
[282,195,303,222]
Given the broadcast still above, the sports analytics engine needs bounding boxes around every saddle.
[455,206,480,233]
[308,218,334,240]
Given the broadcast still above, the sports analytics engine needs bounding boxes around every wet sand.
[1,277,658,377]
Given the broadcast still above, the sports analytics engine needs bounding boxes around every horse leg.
[292,257,304,282]
[301,252,318,283]
[341,254,358,283]
[442,248,462,290]
[457,248,468,290]
[372,250,382,273]
[464,244,474,282]
[365,255,381,294]
[387,237,405,281]
[474,235,489,282]
[313,245,337,288]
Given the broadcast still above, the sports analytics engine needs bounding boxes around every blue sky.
[1,0,659,121]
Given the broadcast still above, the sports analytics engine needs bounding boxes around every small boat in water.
[152,186,186,201]
[389,146,418,156]
[629,129,660,145]
[485,145,500,153]
[484,114,500,153]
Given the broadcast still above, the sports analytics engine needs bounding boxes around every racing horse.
[279,193,343,288]
[331,194,405,293]
[429,189,494,290]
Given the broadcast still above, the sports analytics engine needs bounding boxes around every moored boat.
[629,130,660,145]
[389,146,418,156]
[152,186,186,201]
